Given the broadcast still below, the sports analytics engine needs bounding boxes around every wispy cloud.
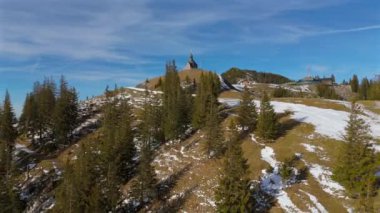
[0,0,353,62]
[317,25,380,35]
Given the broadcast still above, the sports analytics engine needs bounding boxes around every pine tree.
[130,140,157,204]
[204,96,223,157]
[54,143,109,212]
[237,86,257,132]
[115,100,136,181]
[179,82,194,130]
[359,77,370,100]
[130,89,158,204]
[331,74,336,84]
[0,91,21,212]
[192,72,220,129]
[28,78,57,143]
[333,102,377,211]
[53,76,78,147]
[139,88,164,147]
[351,74,359,93]
[19,93,38,143]
[215,121,253,212]
[256,92,278,141]
[163,61,183,140]
[0,91,17,147]
[368,80,380,100]
[0,91,17,173]
[155,77,163,89]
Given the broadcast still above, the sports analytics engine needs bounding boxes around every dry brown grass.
[358,100,380,115]
[219,90,241,99]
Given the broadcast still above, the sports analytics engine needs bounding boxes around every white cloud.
[0,0,355,62]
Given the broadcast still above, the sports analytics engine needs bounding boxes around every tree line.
[349,74,380,100]
[222,67,291,84]
[19,76,79,150]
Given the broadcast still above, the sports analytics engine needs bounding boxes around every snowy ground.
[219,98,380,141]
[260,145,305,212]
[254,134,347,212]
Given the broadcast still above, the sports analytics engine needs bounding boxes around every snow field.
[219,98,380,141]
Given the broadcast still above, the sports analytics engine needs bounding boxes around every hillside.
[222,67,292,84]
[10,85,380,212]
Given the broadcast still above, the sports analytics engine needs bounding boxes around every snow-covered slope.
[219,98,380,141]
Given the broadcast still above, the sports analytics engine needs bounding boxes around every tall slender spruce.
[256,92,278,141]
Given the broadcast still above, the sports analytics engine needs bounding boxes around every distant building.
[183,54,198,70]
[298,75,334,85]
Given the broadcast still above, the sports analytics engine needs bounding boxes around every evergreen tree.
[27,78,57,142]
[130,140,157,204]
[139,88,165,147]
[316,84,339,99]
[215,121,253,212]
[54,144,105,212]
[19,93,38,143]
[192,72,221,129]
[237,86,257,131]
[351,74,359,93]
[0,91,21,212]
[179,82,194,130]
[333,102,377,211]
[163,61,183,140]
[130,89,159,204]
[155,77,163,89]
[53,76,78,147]
[0,91,17,173]
[331,74,336,84]
[368,80,380,100]
[114,101,136,181]
[204,96,223,157]
[359,77,370,100]
[256,92,278,141]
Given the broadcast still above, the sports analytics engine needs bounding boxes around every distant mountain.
[221,67,291,84]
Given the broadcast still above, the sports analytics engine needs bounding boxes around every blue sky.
[0,0,379,115]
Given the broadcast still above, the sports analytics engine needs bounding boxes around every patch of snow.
[277,191,304,213]
[232,84,244,91]
[261,146,277,168]
[126,87,163,94]
[260,146,303,212]
[218,75,232,90]
[27,163,36,170]
[301,190,328,213]
[373,144,380,152]
[301,143,323,153]
[307,163,345,198]
[218,98,240,107]
[162,153,180,161]
[250,134,265,146]
[15,143,35,154]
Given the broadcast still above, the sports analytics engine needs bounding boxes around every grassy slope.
[358,100,380,115]
[242,118,349,212]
